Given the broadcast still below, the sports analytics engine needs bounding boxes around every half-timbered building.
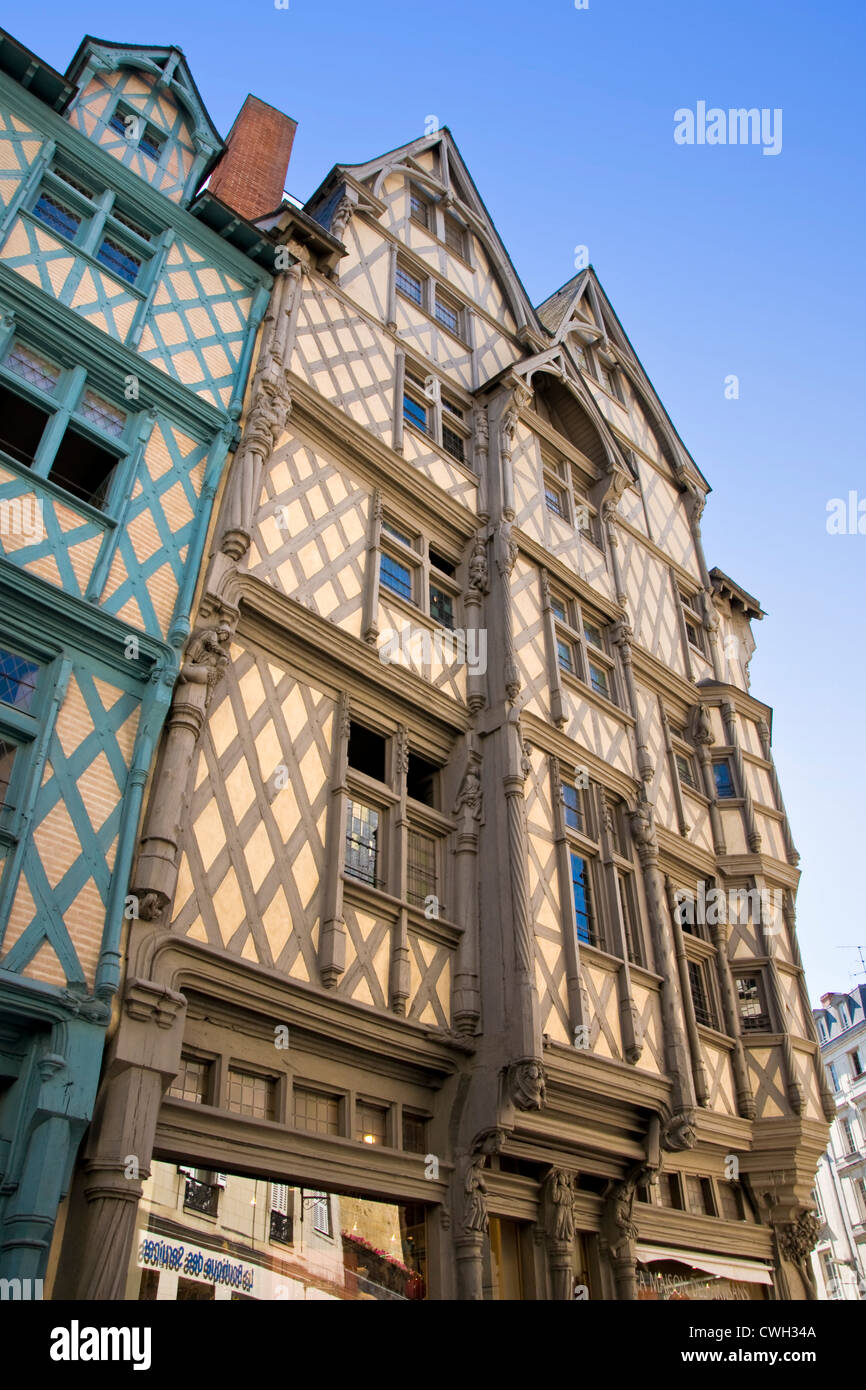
[54,123,831,1300]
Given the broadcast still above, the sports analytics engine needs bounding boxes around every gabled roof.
[0,26,75,110]
[65,37,224,158]
[537,265,709,493]
[305,128,543,342]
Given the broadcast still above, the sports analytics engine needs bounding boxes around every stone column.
[629,799,697,1134]
[454,1156,487,1300]
[57,978,187,1300]
[319,691,350,988]
[544,1170,576,1300]
[133,621,234,920]
[452,744,482,1035]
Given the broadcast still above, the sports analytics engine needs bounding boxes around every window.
[356,1101,388,1146]
[849,1048,863,1077]
[597,358,619,400]
[378,513,461,625]
[0,740,17,815]
[168,1055,212,1104]
[657,1173,683,1210]
[685,1175,714,1216]
[96,234,141,285]
[440,396,468,464]
[551,593,618,706]
[380,551,414,602]
[396,263,424,306]
[181,1169,224,1218]
[269,1184,293,1246]
[434,290,462,338]
[688,959,717,1029]
[407,826,438,908]
[680,590,707,656]
[108,104,165,163]
[717,1182,744,1222]
[842,1116,857,1155]
[570,852,595,946]
[571,470,602,546]
[409,186,430,227]
[294,1087,341,1135]
[675,752,698,790]
[33,190,81,239]
[562,782,584,833]
[306,1191,332,1237]
[0,338,132,510]
[345,800,380,886]
[402,364,472,465]
[444,213,467,258]
[735,974,771,1032]
[712,759,737,799]
[545,478,568,519]
[407,753,438,807]
[226,1069,276,1120]
[0,649,39,712]
[29,164,153,288]
[617,868,643,968]
[402,1112,428,1154]
[828,1061,840,1092]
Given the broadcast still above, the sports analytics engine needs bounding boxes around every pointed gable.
[306,128,539,340]
[63,39,223,205]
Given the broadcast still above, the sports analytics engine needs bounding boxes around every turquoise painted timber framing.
[0,27,283,1282]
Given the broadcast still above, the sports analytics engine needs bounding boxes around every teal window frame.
[0,644,46,846]
[25,161,157,293]
[0,327,140,516]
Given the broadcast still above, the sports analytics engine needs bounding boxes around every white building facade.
[811,986,866,1299]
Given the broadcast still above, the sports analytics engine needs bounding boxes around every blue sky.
[11,0,864,1003]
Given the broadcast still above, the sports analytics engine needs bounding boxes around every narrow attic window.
[444,214,466,258]
[409,186,430,226]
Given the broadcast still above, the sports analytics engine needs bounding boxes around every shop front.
[635,1243,774,1301]
[124,1160,428,1301]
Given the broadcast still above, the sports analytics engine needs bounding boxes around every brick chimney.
[208,95,297,222]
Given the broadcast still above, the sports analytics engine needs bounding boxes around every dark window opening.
[407,753,438,806]
[48,428,118,508]
[712,760,736,799]
[347,722,386,782]
[33,191,81,240]
[0,739,16,810]
[428,548,456,577]
[0,383,49,467]
[688,959,716,1028]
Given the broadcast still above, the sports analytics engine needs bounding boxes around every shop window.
[355,1101,389,1146]
[226,1068,276,1121]
[293,1087,341,1136]
[168,1054,212,1105]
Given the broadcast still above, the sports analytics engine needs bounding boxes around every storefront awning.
[635,1244,774,1286]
